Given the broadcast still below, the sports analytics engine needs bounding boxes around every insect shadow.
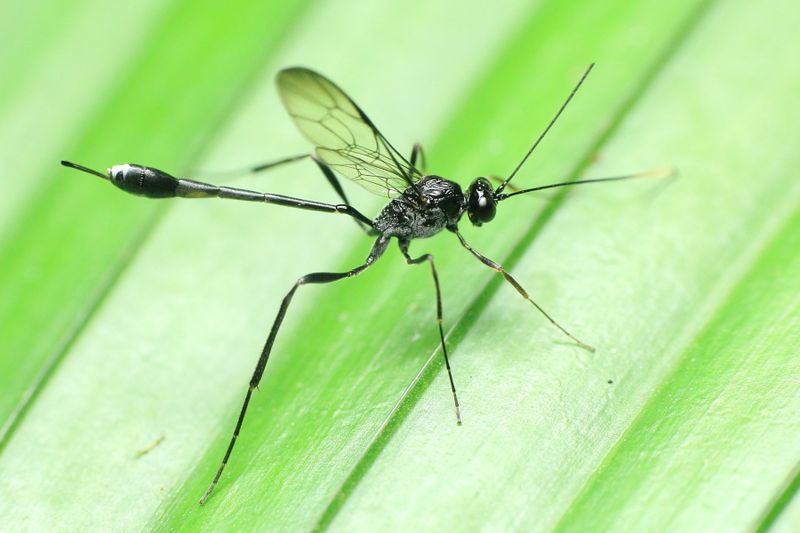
[61,63,669,503]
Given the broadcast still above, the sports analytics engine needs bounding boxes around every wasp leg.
[409,142,427,174]
[398,239,461,425]
[452,228,594,352]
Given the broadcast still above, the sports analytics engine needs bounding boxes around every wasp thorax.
[415,175,464,224]
[466,177,497,226]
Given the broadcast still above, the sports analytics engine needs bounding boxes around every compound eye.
[476,196,496,222]
[467,178,497,225]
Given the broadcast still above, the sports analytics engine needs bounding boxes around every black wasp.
[62,63,662,503]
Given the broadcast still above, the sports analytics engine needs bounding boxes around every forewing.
[277,67,419,198]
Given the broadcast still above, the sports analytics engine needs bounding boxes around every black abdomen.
[109,164,179,198]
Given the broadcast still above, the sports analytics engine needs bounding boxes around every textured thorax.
[373,175,465,239]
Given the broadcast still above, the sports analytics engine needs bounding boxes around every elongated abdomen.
[109,164,179,198]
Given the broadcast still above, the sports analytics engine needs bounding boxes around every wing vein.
[277,67,420,199]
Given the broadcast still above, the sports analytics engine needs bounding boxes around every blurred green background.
[1,0,799,530]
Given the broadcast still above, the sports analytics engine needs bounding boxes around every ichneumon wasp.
[62,63,668,503]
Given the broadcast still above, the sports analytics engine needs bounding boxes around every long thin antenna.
[495,63,595,195]
[61,160,109,180]
[496,167,676,201]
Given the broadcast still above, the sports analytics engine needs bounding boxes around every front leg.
[452,228,594,352]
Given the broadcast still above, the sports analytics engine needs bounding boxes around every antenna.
[496,167,676,201]
[495,63,594,195]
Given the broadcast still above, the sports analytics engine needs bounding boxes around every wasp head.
[465,177,497,226]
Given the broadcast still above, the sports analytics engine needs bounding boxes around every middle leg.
[398,239,461,424]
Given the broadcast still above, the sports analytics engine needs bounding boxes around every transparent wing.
[277,67,420,198]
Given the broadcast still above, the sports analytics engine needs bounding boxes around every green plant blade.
[0,0,171,229]
[326,0,800,529]
[1,0,798,530]
[0,0,309,446]
[559,192,800,531]
[0,0,534,529]
[153,0,711,529]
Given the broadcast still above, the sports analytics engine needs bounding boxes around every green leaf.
[0,0,309,446]
[1,0,798,530]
